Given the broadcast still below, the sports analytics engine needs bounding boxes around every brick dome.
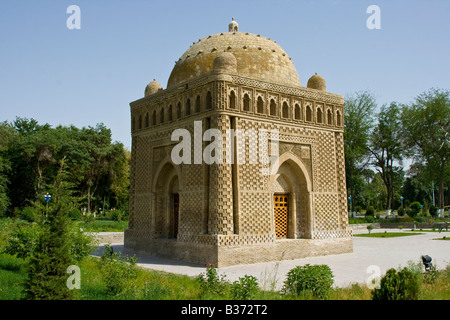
[212,52,237,73]
[307,73,326,91]
[145,79,163,96]
[167,29,301,88]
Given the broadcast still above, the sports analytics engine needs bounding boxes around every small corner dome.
[307,73,326,91]
[213,52,237,73]
[145,79,163,96]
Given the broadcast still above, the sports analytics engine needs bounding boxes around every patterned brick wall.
[126,73,352,266]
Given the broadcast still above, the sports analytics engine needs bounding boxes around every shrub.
[424,265,440,284]
[398,206,405,216]
[110,209,122,222]
[365,206,375,217]
[281,264,334,300]
[372,267,419,300]
[367,225,374,234]
[4,222,41,259]
[196,263,229,297]
[231,275,259,300]
[410,202,421,215]
[365,215,375,223]
[354,206,362,214]
[68,208,82,220]
[100,243,138,296]
[429,205,438,218]
[406,208,417,218]
[20,206,38,222]
[0,253,25,272]
[69,224,98,262]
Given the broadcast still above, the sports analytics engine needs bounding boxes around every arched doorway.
[154,162,180,239]
[270,153,312,239]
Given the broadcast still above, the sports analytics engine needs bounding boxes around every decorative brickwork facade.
[125,20,352,267]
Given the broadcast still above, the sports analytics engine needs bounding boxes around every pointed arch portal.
[270,152,312,239]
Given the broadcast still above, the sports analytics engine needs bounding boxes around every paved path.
[93,229,450,290]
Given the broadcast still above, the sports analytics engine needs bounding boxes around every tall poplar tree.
[368,102,403,213]
[344,91,376,207]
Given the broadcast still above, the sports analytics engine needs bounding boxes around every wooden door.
[274,194,288,238]
[173,194,179,238]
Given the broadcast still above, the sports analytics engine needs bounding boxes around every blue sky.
[0,0,449,150]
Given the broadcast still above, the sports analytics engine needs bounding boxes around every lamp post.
[400,196,404,208]
[44,193,51,218]
[348,196,352,218]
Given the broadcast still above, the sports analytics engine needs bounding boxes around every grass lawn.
[410,229,450,232]
[78,219,128,232]
[0,253,449,300]
[354,232,423,238]
[433,236,450,241]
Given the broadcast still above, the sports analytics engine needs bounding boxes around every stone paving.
[93,228,450,290]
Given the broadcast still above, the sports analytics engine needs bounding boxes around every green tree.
[0,121,15,215]
[344,91,376,207]
[402,163,433,207]
[401,88,450,215]
[7,117,56,209]
[24,202,75,300]
[368,103,404,213]
[1,118,130,217]
[67,124,118,213]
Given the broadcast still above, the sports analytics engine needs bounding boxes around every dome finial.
[229,18,239,32]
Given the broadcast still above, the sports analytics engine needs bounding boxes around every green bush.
[231,275,259,300]
[372,267,419,300]
[398,206,405,216]
[281,264,334,300]
[100,243,138,296]
[406,208,417,218]
[69,224,98,262]
[429,205,438,218]
[0,253,25,272]
[110,209,122,222]
[365,206,375,217]
[19,206,38,222]
[423,265,440,284]
[68,208,82,220]
[196,263,229,297]
[365,215,375,223]
[354,206,362,214]
[4,222,41,259]
[410,202,421,215]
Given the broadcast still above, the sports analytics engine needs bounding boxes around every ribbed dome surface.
[167,31,301,88]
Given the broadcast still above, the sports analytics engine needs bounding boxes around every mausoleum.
[125,19,353,267]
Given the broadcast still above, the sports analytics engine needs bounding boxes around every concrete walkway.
[92,229,450,290]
